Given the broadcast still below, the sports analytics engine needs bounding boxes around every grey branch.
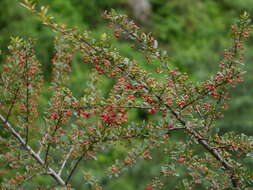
[0,114,66,186]
[58,145,75,176]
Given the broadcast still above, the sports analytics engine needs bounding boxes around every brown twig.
[5,88,20,123]
[65,150,86,184]
[44,113,62,164]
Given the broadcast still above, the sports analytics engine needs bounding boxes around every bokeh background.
[0,0,253,189]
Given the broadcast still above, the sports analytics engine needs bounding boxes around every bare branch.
[65,152,85,184]
[17,172,47,188]
[0,114,66,186]
[37,118,50,155]
[58,145,75,176]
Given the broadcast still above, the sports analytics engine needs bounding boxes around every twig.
[25,51,30,146]
[5,88,20,123]
[65,152,85,184]
[80,105,152,110]
[58,146,75,176]
[0,114,66,186]
[45,113,62,164]
[37,118,49,155]
[17,172,47,188]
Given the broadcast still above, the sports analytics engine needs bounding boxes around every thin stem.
[80,105,151,110]
[37,118,49,155]
[0,114,66,186]
[17,172,47,188]
[25,51,30,146]
[5,88,20,123]
[65,152,85,184]
[58,145,75,176]
[44,113,62,164]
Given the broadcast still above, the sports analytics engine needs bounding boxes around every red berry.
[103,60,110,66]
[177,157,186,163]
[95,65,101,70]
[79,112,91,117]
[178,101,186,107]
[148,108,156,114]
[65,53,72,59]
[145,185,151,190]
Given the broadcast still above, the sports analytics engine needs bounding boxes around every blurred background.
[0,0,253,189]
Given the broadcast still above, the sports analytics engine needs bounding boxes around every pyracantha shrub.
[0,0,253,189]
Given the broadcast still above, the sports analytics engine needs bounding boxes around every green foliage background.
[0,0,253,189]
